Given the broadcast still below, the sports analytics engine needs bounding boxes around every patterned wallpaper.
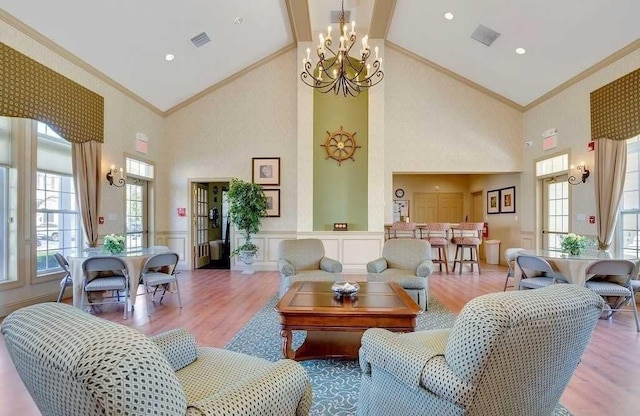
[0,42,104,143]
[590,67,640,141]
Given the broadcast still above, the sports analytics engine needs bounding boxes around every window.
[619,136,640,256]
[0,117,11,281]
[537,154,569,251]
[36,123,81,274]
[125,157,154,251]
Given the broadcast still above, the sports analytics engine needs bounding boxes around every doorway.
[190,180,231,269]
[541,174,569,250]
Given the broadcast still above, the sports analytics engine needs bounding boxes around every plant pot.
[239,250,256,274]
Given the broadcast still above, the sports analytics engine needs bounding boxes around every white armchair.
[278,238,343,297]
[357,284,604,416]
[2,303,312,416]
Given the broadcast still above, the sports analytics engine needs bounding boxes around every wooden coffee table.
[275,281,422,361]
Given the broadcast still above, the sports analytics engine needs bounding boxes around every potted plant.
[227,178,268,267]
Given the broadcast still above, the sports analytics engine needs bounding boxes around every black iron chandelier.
[300,0,384,97]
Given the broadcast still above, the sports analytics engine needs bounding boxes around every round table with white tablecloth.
[515,249,639,287]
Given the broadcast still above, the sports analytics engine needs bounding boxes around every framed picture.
[500,186,516,214]
[252,157,280,186]
[263,189,280,217]
[487,190,500,214]
[392,200,409,222]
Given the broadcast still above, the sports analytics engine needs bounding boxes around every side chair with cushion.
[81,256,129,319]
[584,259,640,332]
[503,247,525,291]
[1,303,312,416]
[278,238,343,297]
[357,284,604,416]
[53,252,73,302]
[516,254,567,290]
[366,239,434,310]
[140,252,182,317]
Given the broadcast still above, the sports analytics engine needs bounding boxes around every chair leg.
[453,245,461,274]
[474,246,482,274]
[504,272,511,291]
[442,246,449,274]
[56,282,66,303]
[144,280,152,317]
[175,278,182,308]
[630,291,640,332]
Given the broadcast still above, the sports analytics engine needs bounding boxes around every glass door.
[125,179,147,251]
[542,175,569,251]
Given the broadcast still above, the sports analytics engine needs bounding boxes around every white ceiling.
[1,0,639,112]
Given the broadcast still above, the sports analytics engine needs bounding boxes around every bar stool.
[451,222,484,274]
[388,222,417,239]
[420,223,451,274]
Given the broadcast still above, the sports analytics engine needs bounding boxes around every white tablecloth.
[515,249,639,287]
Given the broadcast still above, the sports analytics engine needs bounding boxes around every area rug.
[225,296,572,416]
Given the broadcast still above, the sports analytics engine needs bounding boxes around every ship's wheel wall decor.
[321,125,361,166]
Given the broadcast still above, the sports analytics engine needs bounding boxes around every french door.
[542,175,569,251]
[125,179,147,250]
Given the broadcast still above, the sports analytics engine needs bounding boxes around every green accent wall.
[313,91,368,231]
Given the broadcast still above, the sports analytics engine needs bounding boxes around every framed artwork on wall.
[500,186,516,214]
[263,189,280,217]
[487,190,500,214]
[252,157,280,186]
[393,200,409,222]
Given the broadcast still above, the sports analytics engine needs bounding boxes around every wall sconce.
[106,165,125,187]
[568,163,590,185]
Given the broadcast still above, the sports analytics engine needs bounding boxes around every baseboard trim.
[0,289,70,318]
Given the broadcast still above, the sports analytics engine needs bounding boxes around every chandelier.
[300,0,384,97]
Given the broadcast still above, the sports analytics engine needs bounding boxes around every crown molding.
[0,8,164,116]
[163,44,296,116]
[386,41,525,112]
[285,0,311,43]
[370,0,397,39]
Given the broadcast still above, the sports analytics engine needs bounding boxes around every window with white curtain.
[618,135,640,256]
[36,122,81,275]
[0,117,11,281]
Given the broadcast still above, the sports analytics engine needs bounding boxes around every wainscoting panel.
[342,239,382,267]
[155,231,188,269]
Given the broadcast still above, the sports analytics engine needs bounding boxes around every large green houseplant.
[227,178,268,262]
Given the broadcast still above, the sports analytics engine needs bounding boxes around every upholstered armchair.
[357,284,604,416]
[366,239,433,310]
[278,238,343,297]
[2,303,312,416]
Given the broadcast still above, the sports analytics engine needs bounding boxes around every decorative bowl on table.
[332,281,360,297]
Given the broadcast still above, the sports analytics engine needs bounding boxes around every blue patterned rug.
[225,296,572,415]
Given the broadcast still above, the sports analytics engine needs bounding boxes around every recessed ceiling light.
[165,54,175,62]
[515,47,526,55]
[234,16,243,24]
[444,12,454,20]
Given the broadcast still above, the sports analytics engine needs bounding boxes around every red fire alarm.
[589,215,596,224]
[177,207,186,217]
[98,216,104,224]
[587,141,595,152]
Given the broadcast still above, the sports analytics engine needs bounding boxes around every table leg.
[281,329,294,359]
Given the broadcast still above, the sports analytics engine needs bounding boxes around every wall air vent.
[330,10,351,23]
[190,32,211,48]
[471,25,501,47]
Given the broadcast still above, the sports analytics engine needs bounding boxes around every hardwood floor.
[1,264,639,415]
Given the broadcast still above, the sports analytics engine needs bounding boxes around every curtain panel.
[0,42,104,143]
[590,67,640,141]
[594,139,627,250]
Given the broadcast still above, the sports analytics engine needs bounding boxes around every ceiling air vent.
[330,10,351,24]
[471,25,501,47]
[190,32,211,48]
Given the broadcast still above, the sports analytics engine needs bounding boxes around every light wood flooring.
[1,263,639,415]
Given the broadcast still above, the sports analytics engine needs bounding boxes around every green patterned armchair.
[367,239,433,310]
[2,303,312,416]
[278,238,343,297]
[357,284,604,416]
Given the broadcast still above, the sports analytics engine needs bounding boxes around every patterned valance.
[590,67,640,141]
[0,42,103,143]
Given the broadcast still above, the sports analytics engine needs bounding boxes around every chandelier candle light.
[300,0,383,96]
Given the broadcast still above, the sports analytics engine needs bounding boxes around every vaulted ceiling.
[1,0,639,114]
